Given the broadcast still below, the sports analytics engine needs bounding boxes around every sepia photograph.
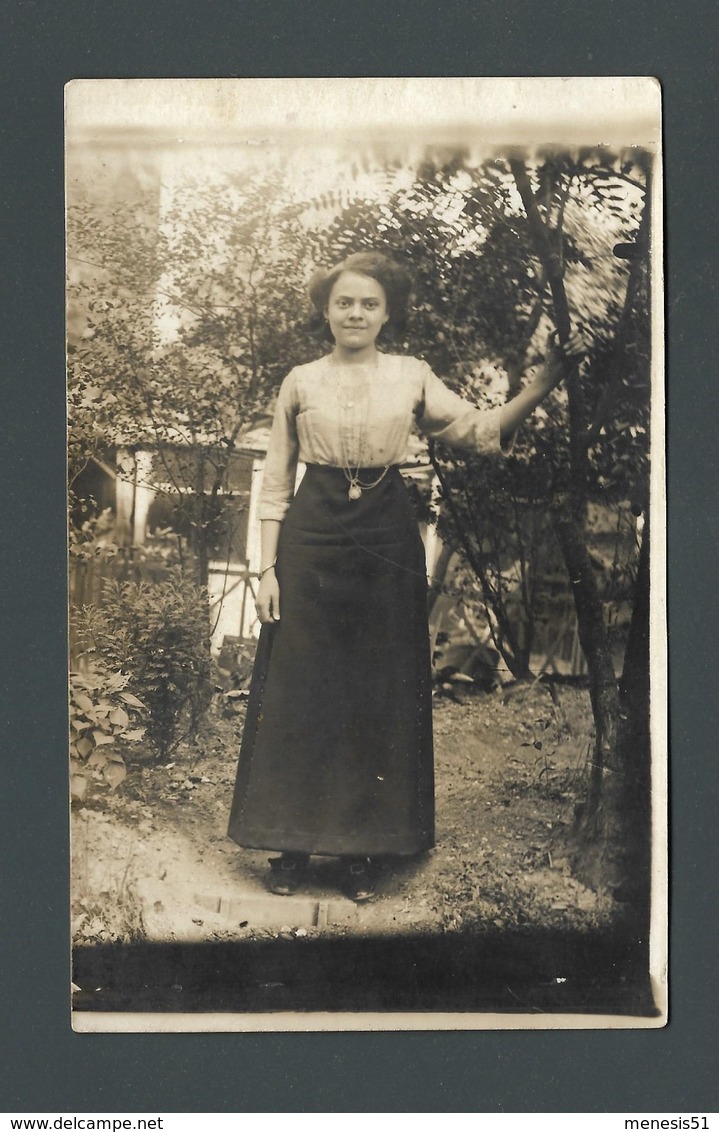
[66,76,665,1030]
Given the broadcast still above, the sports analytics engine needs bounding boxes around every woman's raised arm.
[417,331,584,457]
[499,331,585,447]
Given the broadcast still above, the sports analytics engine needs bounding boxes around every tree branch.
[430,444,530,677]
[585,189,650,445]
[509,156,588,511]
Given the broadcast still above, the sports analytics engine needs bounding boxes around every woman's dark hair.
[308,251,413,339]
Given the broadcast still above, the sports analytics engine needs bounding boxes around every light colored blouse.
[257,353,508,521]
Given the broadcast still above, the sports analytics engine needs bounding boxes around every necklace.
[334,362,390,501]
[344,466,391,500]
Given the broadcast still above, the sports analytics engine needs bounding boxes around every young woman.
[228,251,575,901]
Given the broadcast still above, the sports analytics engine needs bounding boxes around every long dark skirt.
[227,464,434,857]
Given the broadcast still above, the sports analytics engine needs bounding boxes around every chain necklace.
[344,465,391,500]
[335,362,390,501]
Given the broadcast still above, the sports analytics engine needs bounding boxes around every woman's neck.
[330,344,380,367]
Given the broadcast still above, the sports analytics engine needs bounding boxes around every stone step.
[194,892,358,929]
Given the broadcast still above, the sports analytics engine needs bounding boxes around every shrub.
[77,569,214,760]
[70,664,147,801]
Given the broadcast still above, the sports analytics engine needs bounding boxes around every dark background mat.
[2,0,717,1112]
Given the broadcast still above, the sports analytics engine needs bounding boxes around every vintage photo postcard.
[66,76,665,1031]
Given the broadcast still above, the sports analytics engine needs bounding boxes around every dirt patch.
[71,681,617,946]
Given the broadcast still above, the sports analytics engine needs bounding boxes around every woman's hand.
[535,329,587,396]
[500,327,588,442]
[256,567,281,623]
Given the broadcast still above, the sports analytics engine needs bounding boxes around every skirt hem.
[232,829,435,858]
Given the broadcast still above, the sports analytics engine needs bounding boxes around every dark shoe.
[341,858,376,903]
[266,853,307,896]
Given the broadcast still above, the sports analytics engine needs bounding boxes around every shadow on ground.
[73,924,658,1017]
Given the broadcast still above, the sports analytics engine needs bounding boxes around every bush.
[70,664,147,801]
[77,569,214,760]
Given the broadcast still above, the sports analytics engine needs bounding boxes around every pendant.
[348,483,362,500]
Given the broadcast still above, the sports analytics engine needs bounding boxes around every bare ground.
[71,681,618,949]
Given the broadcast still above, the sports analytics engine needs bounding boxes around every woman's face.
[325,271,388,352]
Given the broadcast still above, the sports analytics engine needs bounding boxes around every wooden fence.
[68,553,173,665]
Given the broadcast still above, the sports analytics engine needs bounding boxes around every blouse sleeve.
[416,362,513,456]
[256,370,301,522]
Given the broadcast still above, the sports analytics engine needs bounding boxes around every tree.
[68,168,320,591]
[508,150,651,889]
[311,145,652,893]
[69,143,654,900]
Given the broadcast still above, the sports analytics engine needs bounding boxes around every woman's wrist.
[530,373,553,400]
[259,561,277,580]
[531,358,562,398]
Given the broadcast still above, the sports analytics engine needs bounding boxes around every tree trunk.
[510,158,625,866]
[614,514,652,920]
[550,499,622,888]
[550,501,620,764]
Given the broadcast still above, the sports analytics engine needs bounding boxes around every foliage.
[310,148,649,680]
[430,453,555,678]
[72,880,146,947]
[69,143,649,586]
[308,146,652,877]
[67,141,653,876]
[70,664,147,801]
[215,634,257,717]
[67,169,322,586]
[71,817,146,946]
[68,505,121,561]
[77,570,214,760]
